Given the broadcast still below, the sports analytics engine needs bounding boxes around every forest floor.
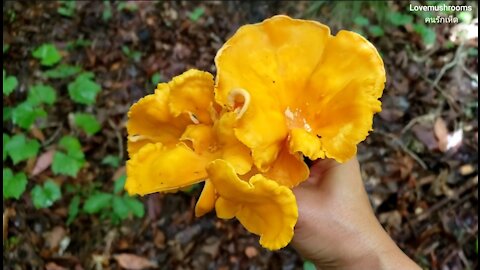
[3,1,478,270]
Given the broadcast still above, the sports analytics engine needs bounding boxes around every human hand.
[291,157,421,270]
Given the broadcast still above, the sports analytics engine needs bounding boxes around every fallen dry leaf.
[459,164,475,176]
[446,129,463,152]
[31,150,55,177]
[412,124,438,151]
[112,166,126,182]
[379,210,402,230]
[30,126,46,142]
[44,226,66,250]
[113,253,158,270]
[45,262,68,270]
[3,208,16,242]
[153,229,165,249]
[201,236,220,258]
[434,117,449,152]
[244,246,258,258]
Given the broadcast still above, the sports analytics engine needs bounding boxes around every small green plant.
[5,134,40,165]
[3,69,18,96]
[4,44,10,53]
[188,7,205,22]
[83,192,113,214]
[103,0,112,22]
[122,46,142,62]
[27,84,57,106]
[66,38,92,50]
[303,260,316,270]
[67,72,101,105]
[32,43,62,66]
[52,135,85,177]
[3,107,12,122]
[3,168,28,200]
[458,11,473,23]
[11,100,47,129]
[57,0,76,17]
[7,9,16,22]
[385,10,435,47]
[388,12,413,26]
[44,64,81,79]
[102,155,121,167]
[353,15,384,37]
[73,113,101,136]
[151,72,163,85]
[31,180,62,209]
[67,195,80,225]
[117,2,138,12]
[67,174,144,225]
[4,236,20,250]
[367,25,384,37]
[413,24,436,46]
[3,133,10,161]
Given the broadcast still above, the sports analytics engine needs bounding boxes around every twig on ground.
[413,176,478,224]
[108,119,124,160]
[420,74,461,112]
[432,42,465,88]
[461,64,478,83]
[43,123,63,147]
[374,130,428,170]
[401,113,436,134]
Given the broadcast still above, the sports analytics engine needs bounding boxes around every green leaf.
[114,174,127,194]
[413,24,436,46]
[32,43,62,66]
[52,152,84,177]
[188,7,204,22]
[121,46,130,55]
[102,155,121,168]
[57,1,76,17]
[3,69,18,96]
[83,192,113,214]
[67,72,101,105]
[354,16,369,26]
[368,25,385,37]
[44,64,81,79]
[31,180,62,209]
[458,11,473,23]
[11,100,47,129]
[181,183,200,195]
[73,113,101,136]
[27,84,57,106]
[4,43,10,53]
[58,135,84,159]
[113,196,130,219]
[388,12,413,26]
[102,1,112,22]
[151,72,163,85]
[5,134,40,164]
[3,133,10,161]
[3,168,28,200]
[303,260,317,270]
[131,51,141,62]
[3,107,12,122]
[67,195,80,225]
[122,46,142,62]
[123,195,144,218]
[66,38,91,50]
[117,2,138,12]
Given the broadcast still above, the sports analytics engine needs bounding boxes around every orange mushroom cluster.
[125,15,386,250]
